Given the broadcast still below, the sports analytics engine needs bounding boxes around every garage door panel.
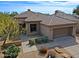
[53,27,72,38]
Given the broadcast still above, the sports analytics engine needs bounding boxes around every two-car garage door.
[53,27,73,38]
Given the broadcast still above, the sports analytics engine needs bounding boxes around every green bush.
[29,39,36,46]
[4,44,20,58]
[35,36,48,44]
[41,36,48,43]
[35,38,42,44]
[28,36,48,45]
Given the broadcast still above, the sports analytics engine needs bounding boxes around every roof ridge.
[56,15,77,22]
[19,10,50,16]
[48,16,53,25]
[35,12,50,16]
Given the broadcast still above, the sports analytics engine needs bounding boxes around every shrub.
[4,44,20,58]
[35,36,48,44]
[35,38,42,44]
[29,36,49,45]
[29,39,36,46]
[41,36,48,43]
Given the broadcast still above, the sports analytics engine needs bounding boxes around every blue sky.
[0,1,79,14]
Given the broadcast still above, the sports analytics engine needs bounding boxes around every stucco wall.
[40,24,76,40]
[26,21,40,35]
[76,23,79,32]
[40,24,53,40]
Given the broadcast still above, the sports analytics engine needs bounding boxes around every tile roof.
[40,15,76,26]
[14,9,77,26]
[54,10,79,22]
[14,11,35,18]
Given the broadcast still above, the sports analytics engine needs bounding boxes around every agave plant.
[4,44,20,58]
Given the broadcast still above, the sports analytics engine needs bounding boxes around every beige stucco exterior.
[40,24,53,40]
[26,21,40,36]
[40,23,76,40]
[14,9,77,40]
[76,23,79,32]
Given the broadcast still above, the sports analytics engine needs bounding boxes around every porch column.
[49,27,53,40]
[26,22,29,36]
[72,25,76,38]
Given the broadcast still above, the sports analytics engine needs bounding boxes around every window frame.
[30,24,37,32]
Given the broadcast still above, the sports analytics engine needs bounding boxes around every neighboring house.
[14,9,77,40]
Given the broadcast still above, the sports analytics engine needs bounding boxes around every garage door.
[53,27,72,38]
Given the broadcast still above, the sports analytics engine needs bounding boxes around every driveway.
[21,36,79,58]
[36,36,79,58]
[64,45,79,58]
[36,36,78,49]
[63,35,79,58]
[21,36,78,52]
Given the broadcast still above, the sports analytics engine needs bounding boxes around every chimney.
[55,10,64,16]
[27,9,31,11]
[55,10,58,15]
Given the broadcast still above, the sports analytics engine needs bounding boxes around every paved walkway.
[21,41,38,53]
[19,34,28,42]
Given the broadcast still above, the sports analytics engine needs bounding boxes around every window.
[30,24,37,32]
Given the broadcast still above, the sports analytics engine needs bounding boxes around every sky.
[0,1,79,14]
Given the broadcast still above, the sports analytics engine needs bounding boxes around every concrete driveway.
[64,45,79,58]
[21,36,79,58]
[63,35,79,58]
[36,36,79,58]
[36,36,78,48]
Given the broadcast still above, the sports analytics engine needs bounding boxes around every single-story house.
[14,9,77,40]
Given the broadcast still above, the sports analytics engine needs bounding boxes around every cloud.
[0,1,78,7]
[0,1,78,14]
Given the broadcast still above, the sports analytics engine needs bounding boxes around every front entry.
[26,22,40,35]
[30,24,37,32]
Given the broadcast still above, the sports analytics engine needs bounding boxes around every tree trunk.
[3,34,10,45]
[3,39,7,45]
